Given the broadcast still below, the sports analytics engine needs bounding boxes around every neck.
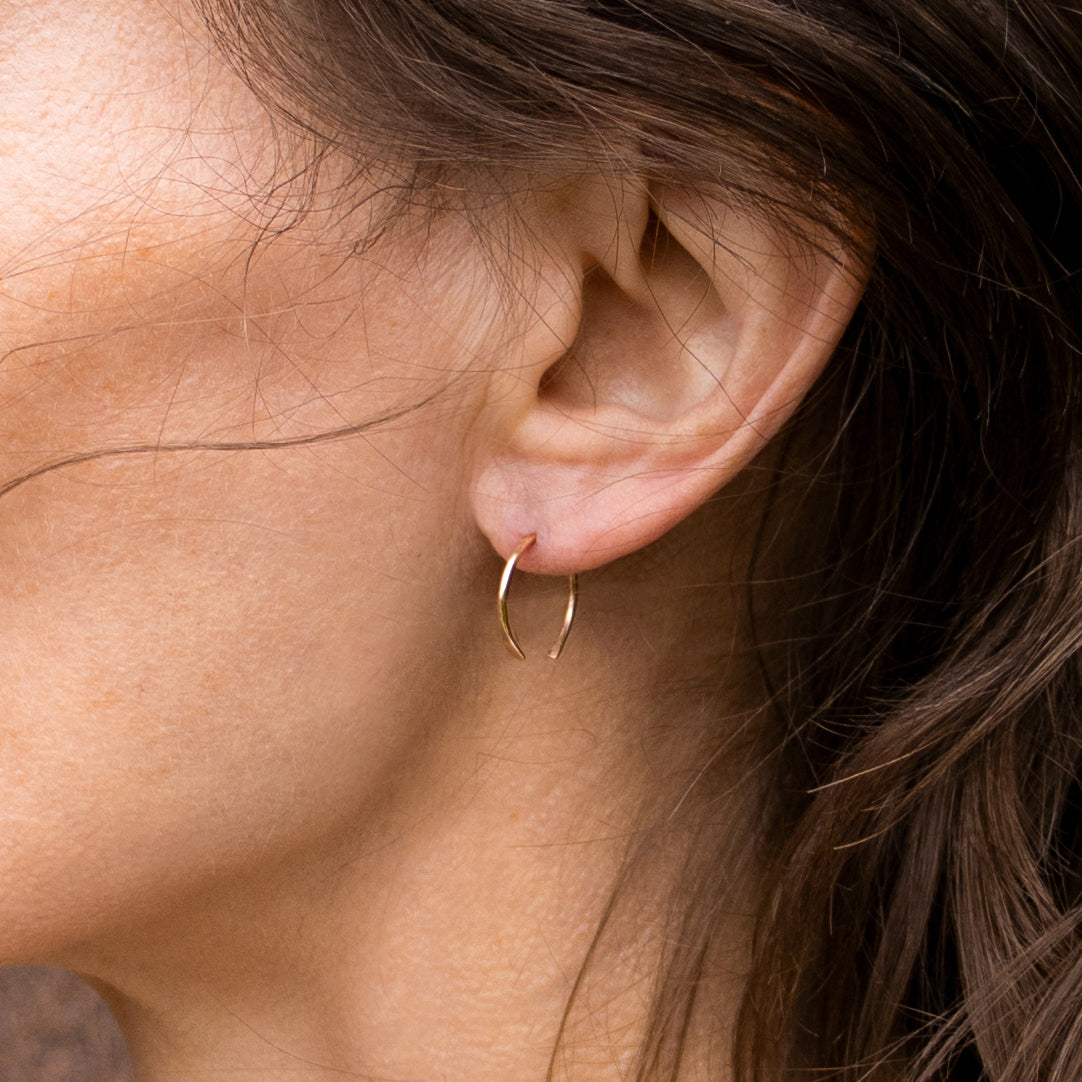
[71,520,765,1082]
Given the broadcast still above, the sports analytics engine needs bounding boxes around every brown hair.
[196,1,1082,1078]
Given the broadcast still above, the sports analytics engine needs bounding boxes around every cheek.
[0,429,460,964]
[0,0,505,963]
[0,203,484,965]
[0,206,488,964]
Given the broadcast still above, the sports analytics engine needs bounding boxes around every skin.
[0,0,485,964]
[0,2,776,1079]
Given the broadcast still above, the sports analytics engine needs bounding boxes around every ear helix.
[497,536,578,660]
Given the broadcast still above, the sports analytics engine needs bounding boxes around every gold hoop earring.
[498,535,578,661]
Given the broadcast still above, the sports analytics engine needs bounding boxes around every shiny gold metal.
[498,535,578,660]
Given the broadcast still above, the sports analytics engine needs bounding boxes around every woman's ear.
[469,176,868,573]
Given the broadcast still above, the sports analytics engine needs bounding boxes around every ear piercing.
[498,535,578,660]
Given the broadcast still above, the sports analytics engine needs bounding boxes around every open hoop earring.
[498,535,578,660]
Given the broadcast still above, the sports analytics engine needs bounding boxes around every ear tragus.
[470,177,866,575]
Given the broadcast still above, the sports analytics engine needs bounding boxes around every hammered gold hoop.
[498,535,578,660]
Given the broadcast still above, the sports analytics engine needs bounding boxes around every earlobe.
[470,178,867,575]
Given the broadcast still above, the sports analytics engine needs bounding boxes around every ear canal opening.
[537,206,668,407]
[536,264,603,411]
[638,204,667,272]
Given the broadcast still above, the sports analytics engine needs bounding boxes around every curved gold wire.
[498,535,578,660]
